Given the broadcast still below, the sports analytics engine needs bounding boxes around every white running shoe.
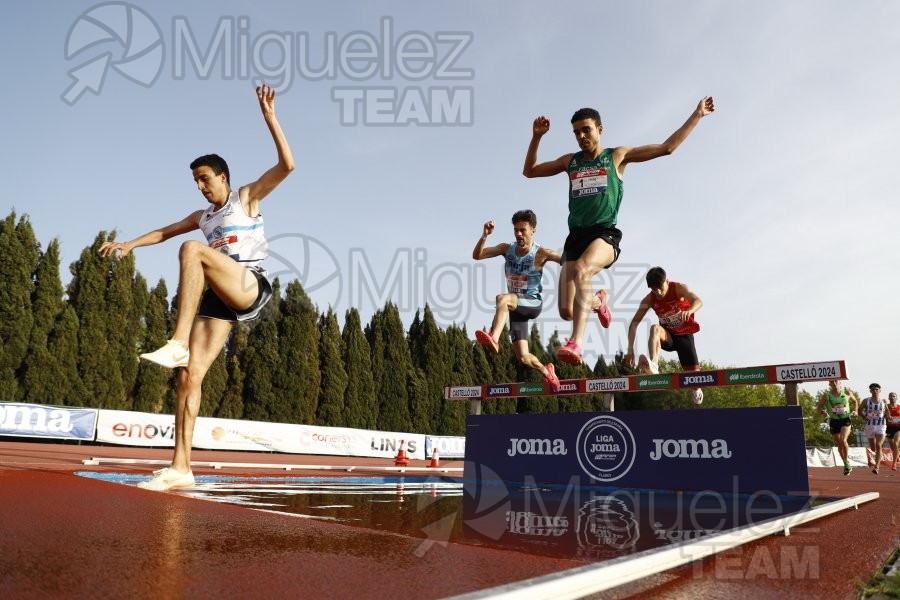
[693,389,704,405]
[638,354,659,375]
[140,340,189,368]
[137,467,195,491]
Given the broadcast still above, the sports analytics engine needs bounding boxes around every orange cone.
[394,439,410,467]
[427,447,440,468]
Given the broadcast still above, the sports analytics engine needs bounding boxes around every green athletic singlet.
[566,148,623,230]
[825,390,852,420]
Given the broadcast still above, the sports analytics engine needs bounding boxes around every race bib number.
[659,311,685,329]
[831,405,846,416]
[571,168,607,198]
[506,274,527,293]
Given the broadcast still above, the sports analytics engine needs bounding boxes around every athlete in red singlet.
[625,266,705,404]
[886,392,900,471]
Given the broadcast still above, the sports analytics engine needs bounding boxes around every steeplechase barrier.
[444,359,846,415]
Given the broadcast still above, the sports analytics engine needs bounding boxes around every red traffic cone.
[427,447,440,468]
[394,440,410,467]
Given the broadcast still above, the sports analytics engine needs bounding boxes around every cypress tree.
[407,367,431,433]
[368,302,412,432]
[275,280,320,423]
[199,351,228,417]
[407,305,446,433]
[242,315,281,422]
[21,239,64,404]
[67,233,122,408]
[102,248,145,410]
[132,280,173,413]
[0,212,39,399]
[217,324,249,419]
[438,324,473,435]
[342,307,377,429]
[47,305,89,406]
[316,308,347,426]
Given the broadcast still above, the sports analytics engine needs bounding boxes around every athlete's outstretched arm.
[472,220,507,260]
[243,84,296,211]
[523,116,572,178]
[624,296,653,367]
[98,210,203,258]
[616,97,715,169]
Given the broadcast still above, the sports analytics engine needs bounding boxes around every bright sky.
[2,0,898,399]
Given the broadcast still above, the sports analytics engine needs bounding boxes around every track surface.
[0,441,897,599]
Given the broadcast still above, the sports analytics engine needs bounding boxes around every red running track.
[0,441,898,599]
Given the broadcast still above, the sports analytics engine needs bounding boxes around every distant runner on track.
[817,378,859,476]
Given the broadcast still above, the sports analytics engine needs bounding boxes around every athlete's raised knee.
[178,239,206,261]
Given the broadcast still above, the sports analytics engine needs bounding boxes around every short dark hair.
[511,210,537,228]
[646,267,667,289]
[190,154,230,185]
[571,108,602,127]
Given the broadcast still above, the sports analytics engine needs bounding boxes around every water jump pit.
[74,470,846,565]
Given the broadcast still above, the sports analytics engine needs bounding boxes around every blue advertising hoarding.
[464,406,809,495]
[0,402,98,441]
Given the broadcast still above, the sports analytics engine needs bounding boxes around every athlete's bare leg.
[647,325,666,364]
[834,428,850,465]
[891,433,899,469]
[512,339,549,377]
[557,238,615,347]
[490,294,519,340]
[170,317,233,473]
[170,241,260,343]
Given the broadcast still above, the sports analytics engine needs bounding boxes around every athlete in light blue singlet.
[472,210,562,392]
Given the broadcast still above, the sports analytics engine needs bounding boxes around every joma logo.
[507,437,568,457]
[649,438,732,460]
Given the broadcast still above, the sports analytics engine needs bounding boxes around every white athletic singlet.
[198,190,267,267]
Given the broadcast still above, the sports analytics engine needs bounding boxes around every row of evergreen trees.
[1,211,829,440]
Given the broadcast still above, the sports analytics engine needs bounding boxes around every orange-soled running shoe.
[594,289,612,328]
[544,362,560,393]
[556,338,583,366]
[475,329,499,354]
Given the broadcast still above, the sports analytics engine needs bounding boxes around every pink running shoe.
[556,338,583,366]
[544,363,560,393]
[594,289,612,328]
[475,329,499,354]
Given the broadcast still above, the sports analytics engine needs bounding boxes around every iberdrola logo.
[62,2,164,105]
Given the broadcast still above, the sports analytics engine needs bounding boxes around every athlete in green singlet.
[816,379,859,475]
[523,97,715,366]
